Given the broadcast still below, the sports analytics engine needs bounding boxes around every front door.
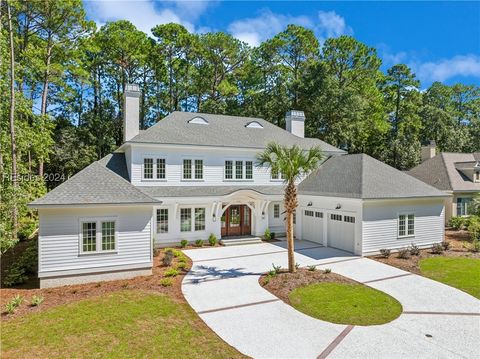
[221,205,251,237]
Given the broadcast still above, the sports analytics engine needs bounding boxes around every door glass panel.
[244,206,250,225]
[230,207,240,227]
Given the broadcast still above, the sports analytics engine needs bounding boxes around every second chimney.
[421,140,437,162]
[285,110,305,138]
[123,84,140,142]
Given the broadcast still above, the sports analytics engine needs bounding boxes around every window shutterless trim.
[78,216,118,255]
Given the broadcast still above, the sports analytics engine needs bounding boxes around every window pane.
[398,215,406,236]
[102,221,115,251]
[157,209,168,233]
[195,160,203,179]
[274,204,280,218]
[235,161,243,179]
[183,159,192,179]
[195,208,206,231]
[156,158,165,179]
[271,168,278,179]
[144,158,153,179]
[82,222,96,252]
[407,214,415,235]
[180,208,191,232]
[245,161,253,179]
[225,160,233,179]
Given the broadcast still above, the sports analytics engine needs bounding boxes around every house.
[408,141,480,223]
[30,84,447,288]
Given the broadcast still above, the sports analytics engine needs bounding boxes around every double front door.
[221,205,251,237]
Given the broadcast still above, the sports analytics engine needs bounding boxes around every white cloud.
[317,10,352,39]
[412,55,480,83]
[84,0,213,35]
[227,9,314,47]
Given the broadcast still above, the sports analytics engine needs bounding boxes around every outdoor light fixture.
[212,214,216,222]
[307,201,313,206]
[336,204,342,209]
[262,211,265,219]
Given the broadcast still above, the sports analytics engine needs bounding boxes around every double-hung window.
[157,208,168,233]
[80,218,117,254]
[456,198,471,216]
[180,207,206,232]
[273,204,280,218]
[183,159,203,180]
[398,214,414,237]
[271,168,285,181]
[224,160,254,180]
[143,157,166,180]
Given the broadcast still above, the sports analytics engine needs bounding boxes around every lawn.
[419,257,480,299]
[289,282,402,326]
[1,290,245,359]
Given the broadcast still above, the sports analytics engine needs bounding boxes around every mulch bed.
[260,268,356,305]
[370,229,480,274]
[0,250,192,321]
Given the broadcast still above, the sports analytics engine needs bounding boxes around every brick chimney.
[123,84,140,142]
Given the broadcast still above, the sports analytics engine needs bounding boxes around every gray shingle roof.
[140,185,285,198]
[298,154,447,199]
[409,153,480,192]
[128,111,344,153]
[30,154,159,207]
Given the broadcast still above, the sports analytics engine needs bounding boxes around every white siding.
[129,144,301,187]
[268,201,286,234]
[38,206,153,276]
[362,199,445,254]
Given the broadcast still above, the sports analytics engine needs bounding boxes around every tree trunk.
[284,181,298,273]
[39,42,52,177]
[7,0,18,239]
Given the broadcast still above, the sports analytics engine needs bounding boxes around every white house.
[30,84,448,288]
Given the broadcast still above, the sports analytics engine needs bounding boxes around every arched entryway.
[221,204,252,237]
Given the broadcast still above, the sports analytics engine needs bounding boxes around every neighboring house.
[30,84,447,288]
[409,142,480,223]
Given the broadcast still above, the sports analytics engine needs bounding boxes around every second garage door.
[327,213,355,253]
[302,209,324,244]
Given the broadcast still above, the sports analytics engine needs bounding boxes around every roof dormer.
[188,116,209,125]
[245,121,263,129]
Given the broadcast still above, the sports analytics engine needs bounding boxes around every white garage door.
[327,213,355,253]
[302,209,324,244]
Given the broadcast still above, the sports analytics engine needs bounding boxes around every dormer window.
[475,171,480,183]
[245,121,263,129]
[188,116,209,125]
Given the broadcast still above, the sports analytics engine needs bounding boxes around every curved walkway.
[182,241,480,359]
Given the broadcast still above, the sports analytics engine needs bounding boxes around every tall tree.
[256,143,323,273]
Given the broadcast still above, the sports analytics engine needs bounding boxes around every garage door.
[327,213,355,253]
[302,209,324,244]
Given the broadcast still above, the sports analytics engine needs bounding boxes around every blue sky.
[84,0,480,87]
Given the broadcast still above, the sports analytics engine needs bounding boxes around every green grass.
[419,257,480,299]
[1,291,244,359]
[289,282,402,326]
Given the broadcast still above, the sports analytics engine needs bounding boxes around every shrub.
[12,294,24,307]
[307,265,316,271]
[271,232,276,240]
[262,277,270,286]
[431,243,444,254]
[162,250,174,266]
[449,216,465,230]
[397,248,410,259]
[30,295,44,307]
[4,302,17,315]
[324,268,332,274]
[153,248,161,257]
[177,256,187,263]
[3,242,38,287]
[208,233,217,246]
[172,249,182,257]
[164,268,179,277]
[159,278,173,287]
[409,243,420,256]
[17,219,37,241]
[3,266,28,287]
[464,239,480,253]
[194,239,204,247]
[180,239,188,248]
[467,216,480,241]
[264,228,271,241]
[272,263,282,274]
[176,262,187,270]
[379,249,391,258]
[441,241,451,250]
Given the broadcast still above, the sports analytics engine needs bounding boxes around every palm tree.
[256,142,323,272]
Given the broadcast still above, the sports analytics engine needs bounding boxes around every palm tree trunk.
[284,181,298,273]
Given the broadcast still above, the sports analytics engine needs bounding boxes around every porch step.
[220,237,263,246]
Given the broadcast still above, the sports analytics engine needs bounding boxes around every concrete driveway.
[182,241,480,359]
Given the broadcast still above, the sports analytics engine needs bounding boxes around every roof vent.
[188,116,209,125]
[245,121,263,128]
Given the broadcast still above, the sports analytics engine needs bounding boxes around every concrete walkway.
[182,241,480,359]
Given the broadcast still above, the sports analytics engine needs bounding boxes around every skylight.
[188,116,209,125]
[245,121,263,129]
